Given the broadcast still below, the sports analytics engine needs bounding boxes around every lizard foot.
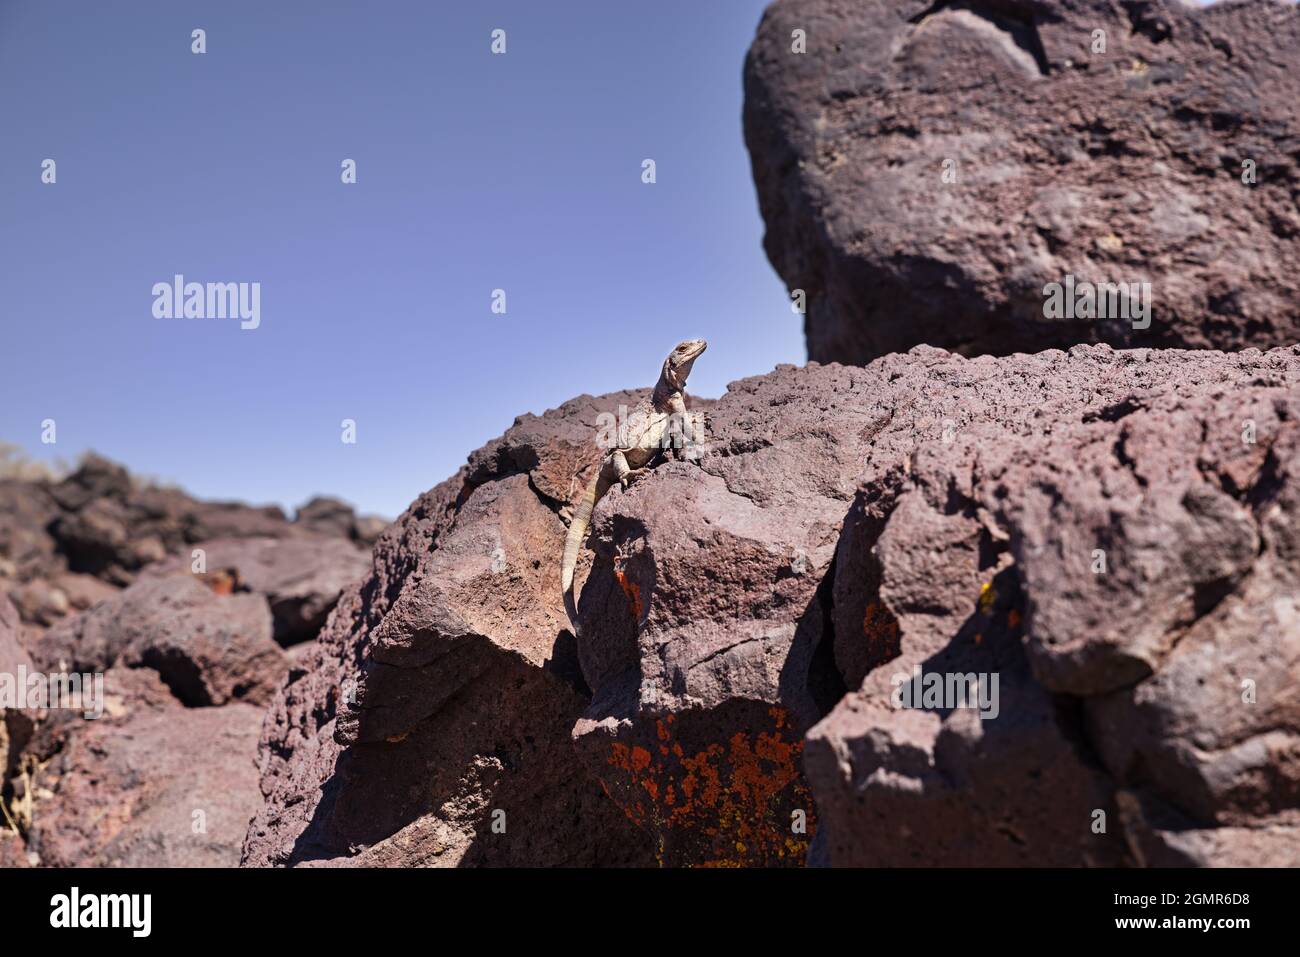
[619,467,649,489]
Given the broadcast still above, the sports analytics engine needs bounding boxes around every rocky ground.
[0,456,378,866]
[3,0,1298,868]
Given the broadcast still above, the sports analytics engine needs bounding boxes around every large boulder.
[246,345,1300,867]
[800,346,1300,866]
[242,391,661,867]
[744,0,1300,364]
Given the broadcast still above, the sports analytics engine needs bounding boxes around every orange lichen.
[203,569,240,596]
[602,705,815,867]
[613,569,644,619]
[863,599,901,662]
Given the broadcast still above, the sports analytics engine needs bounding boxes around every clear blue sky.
[0,0,797,518]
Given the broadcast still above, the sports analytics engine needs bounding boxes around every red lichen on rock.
[613,568,643,619]
[862,599,899,660]
[602,708,815,867]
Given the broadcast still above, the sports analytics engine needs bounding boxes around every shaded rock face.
[244,392,661,867]
[744,0,1300,364]
[246,346,1300,867]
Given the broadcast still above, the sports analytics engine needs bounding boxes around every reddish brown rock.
[4,580,272,868]
[0,453,378,632]
[803,345,1300,866]
[5,572,117,628]
[247,346,1300,868]
[1,596,35,797]
[242,398,660,867]
[44,456,296,586]
[0,454,378,868]
[0,480,58,584]
[0,834,31,867]
[744,0,1300,364]
[295,496,388,548]
[35,575,287,708]
[143,535,369,647]
[20,668,263,867]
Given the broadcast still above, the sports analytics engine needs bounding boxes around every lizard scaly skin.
[562,338,707,635]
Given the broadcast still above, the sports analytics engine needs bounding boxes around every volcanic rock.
[20,668,263,867]
[242,399,659,865]
[744,0,1300,363]
[34,575,287,708]
[248,346,1300,867]
[142,535,369,647]
[296,496,388,548]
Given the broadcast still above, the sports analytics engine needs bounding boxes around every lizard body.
[561,338,707,635]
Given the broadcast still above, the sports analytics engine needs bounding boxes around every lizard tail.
[562,469,611,637]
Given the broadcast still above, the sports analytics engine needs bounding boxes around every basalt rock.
[242,391,661,867]
[19,668,264,867]
[0,453,382,629]
[142,536,370,647]
[802,345,1300,866]
[0,454,377,868]
[3,576,286,866]
[35,575,288,708]
[295,496,388,549]
[0,480,59,584]
[246,346,1300,868]
[744,0,1300,364]
[43,455,293,585]
[0,596,35,796]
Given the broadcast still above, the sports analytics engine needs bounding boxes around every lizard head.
[661,338,707,390]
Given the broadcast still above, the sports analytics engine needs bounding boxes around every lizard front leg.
[663,395,695,461]
[612,450,649,489]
